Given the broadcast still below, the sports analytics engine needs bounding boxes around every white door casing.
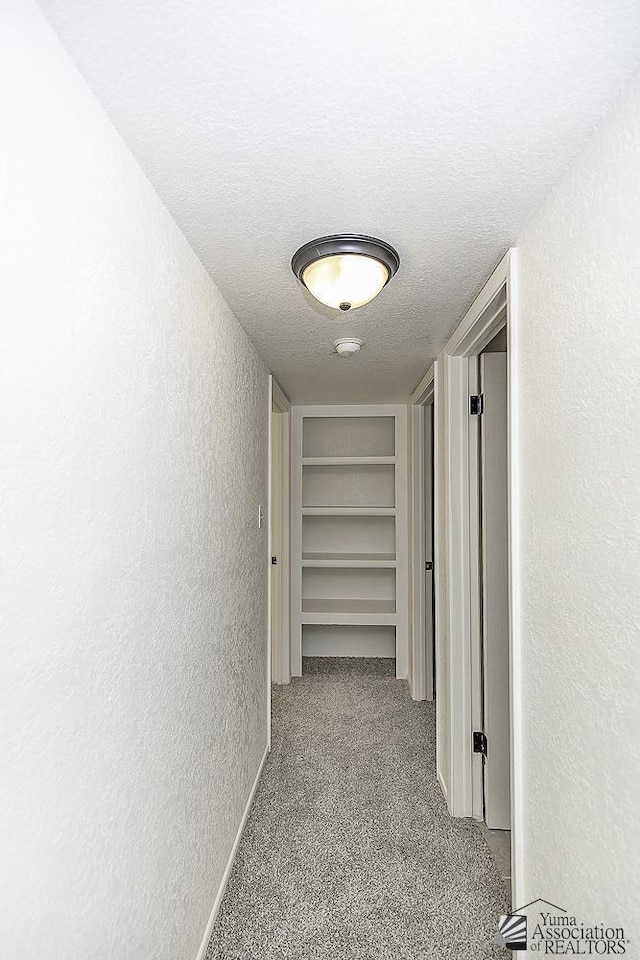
[270,407,281,680]
[424,404,435,701]
[409,367,435,702]
[268,377,291,688]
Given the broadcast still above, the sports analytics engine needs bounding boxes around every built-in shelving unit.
[291,405,408,676]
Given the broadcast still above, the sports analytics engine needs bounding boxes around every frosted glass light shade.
[291,235,400,311]
[302,254,389,311]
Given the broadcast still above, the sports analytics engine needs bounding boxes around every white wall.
[0,3,268,959]
[516,75,640,922]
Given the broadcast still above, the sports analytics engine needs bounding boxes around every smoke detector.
[334,337,363,358]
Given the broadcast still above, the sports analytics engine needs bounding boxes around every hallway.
[207,660,509,959]
[4,4,640,955]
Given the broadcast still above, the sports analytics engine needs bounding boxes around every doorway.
[424,403,435,701]
[410,370,436,701]
[268,376,291,692]
[429,249,522,903]
[472,330,511,885]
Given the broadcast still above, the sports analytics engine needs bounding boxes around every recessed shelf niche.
[302,463,395,509]
[302,625,396,658]
[303,416,395,458]
[303,566,396,603]
[303,514,395,554]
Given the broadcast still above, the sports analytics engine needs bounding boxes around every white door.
[480,352,510,829]
[424,404,435,700]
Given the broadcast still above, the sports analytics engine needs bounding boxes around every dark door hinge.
[473,731,487,756]
[469,394,484,416]
[425,561,433,571]
[271,556,278,565]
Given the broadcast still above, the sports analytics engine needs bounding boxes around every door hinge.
[425,561,433,571]
[271,556,278,565]
[469,394,484,416]
[473,731,487,756]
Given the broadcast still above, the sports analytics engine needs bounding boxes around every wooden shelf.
[302,506,396,517]
[302,552,396,568]
[301,597,396,626]
[302,456,396,466]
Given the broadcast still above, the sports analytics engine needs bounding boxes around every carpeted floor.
[206,657,509,960]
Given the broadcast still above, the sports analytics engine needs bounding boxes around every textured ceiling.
[38,0,640,401]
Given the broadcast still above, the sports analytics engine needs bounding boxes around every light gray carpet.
[206,657,509,959]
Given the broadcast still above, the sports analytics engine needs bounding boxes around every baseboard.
[437,769,449,804]
[195,745,269,960]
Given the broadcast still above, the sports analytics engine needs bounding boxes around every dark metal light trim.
[291,234,400,288]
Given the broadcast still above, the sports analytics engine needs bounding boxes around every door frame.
[414,248,522,905]
[447,248,521,904]
[268,376,291,720]
[409,366,436,701]
[443,253,511,820]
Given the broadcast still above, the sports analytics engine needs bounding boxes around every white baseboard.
[437,769,449,804]
[195,745,269,960]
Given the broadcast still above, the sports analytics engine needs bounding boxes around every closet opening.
[290,405,409,679]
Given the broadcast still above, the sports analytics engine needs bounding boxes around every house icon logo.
[495,913,527,951]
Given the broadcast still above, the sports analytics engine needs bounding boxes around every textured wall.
[0,3,268,959]
[516,76,640,925]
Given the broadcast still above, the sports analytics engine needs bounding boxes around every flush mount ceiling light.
[334,337,363,358]
[291,234,400,311]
